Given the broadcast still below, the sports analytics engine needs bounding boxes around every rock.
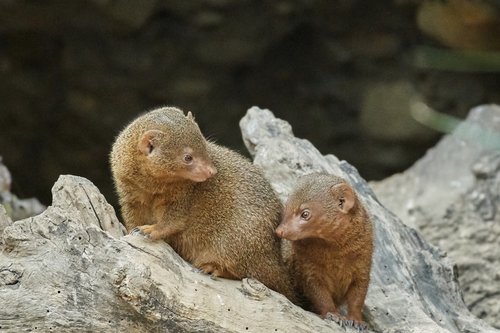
[371,104,500,328]
[0,175,343,332]
[0,107,497,332]
[0,156,11,192]
[241,106,497,333]
[0,156,45,221]
[0,205,12,240]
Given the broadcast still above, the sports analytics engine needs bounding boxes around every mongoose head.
[276,173,356,242]
[111,107,217,190]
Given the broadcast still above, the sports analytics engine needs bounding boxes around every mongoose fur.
[110,106,295,302]
[276,173,373,329]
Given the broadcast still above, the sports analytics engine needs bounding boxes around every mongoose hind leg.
[251,263,297,303]
[307,284,340,319]
[198,262,238,279]
[308,285,363,329]
[344,279,369,330]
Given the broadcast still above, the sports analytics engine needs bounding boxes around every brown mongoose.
[110,106,296,302]
[276,173,373,329]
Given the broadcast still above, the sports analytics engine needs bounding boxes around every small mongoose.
[110,106,295,302]
[276,173,373,329]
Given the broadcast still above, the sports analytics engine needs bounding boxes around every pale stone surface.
[0,107,497,332]
[371,104,500,328]
[0,156,45,221]
[241,106,497,333]
[0,175,342,332]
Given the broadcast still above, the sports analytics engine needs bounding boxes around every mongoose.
[110,106,295,302]
[276,173,373,329]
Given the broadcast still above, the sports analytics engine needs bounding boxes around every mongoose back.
[276,173,373,329]
[110,106,295,301]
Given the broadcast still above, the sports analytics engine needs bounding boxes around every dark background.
[1,0,499,206]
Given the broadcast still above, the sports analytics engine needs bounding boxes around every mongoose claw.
[353,321,367,331]
[129,227,144,236]
[325,313,367,330]
[344,319,354,327]
[348,320,367,331]
[129,226,151,238]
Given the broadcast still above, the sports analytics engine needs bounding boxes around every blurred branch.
[413,46,500,72]
[411,101,500,149]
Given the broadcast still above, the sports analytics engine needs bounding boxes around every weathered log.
[1,175,343,332]
[0,156,45,221]
[240,107,497,333]
[371,104,500,328]
[0,107,497,332]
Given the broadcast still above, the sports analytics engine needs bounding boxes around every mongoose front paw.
[130,225,163,240]
[129,227,147,236]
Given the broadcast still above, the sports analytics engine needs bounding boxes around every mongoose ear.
[186,111,195,121]
[138,130,165,155]
[331,183,355,214]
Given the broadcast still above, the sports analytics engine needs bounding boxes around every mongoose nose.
[209,166,217,176]
[275,226,284,238]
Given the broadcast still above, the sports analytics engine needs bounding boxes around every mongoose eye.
[339,198,345,209]
[300,209,311,220]
[183,154,193,164]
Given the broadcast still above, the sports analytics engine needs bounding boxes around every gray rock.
[0,107,497,332]
[371,104,500,328]
[0,205,12,241]
[0,175,345,332]
[0,156,45,221]
[241,106,497,333]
